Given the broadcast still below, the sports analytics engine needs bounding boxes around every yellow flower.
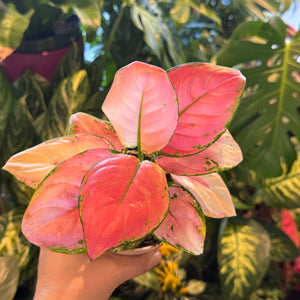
[158,243,179,258]
[154,260,181,292]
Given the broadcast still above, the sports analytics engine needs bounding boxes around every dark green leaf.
[0,4,33,59]
[218,217,271,300]
[0,70,38,166]
[42,70,90,140]
[217,18,300,177]
[130,3,185,68]
[13,70,48,120]
[258,220,300,260]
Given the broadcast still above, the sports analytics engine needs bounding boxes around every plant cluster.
[3,61,245,260]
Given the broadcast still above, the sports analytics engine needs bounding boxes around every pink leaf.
[69,112,123,151]
[22,149,113,252]
[157,130,243,175]
[171,173,236,218]
[3,134,113,189]
[154,186,206,254]
[162,63,245,156]
[102,61,178,154]
[79,154,169,260]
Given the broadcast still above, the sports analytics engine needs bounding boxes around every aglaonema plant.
[2,61,245,260]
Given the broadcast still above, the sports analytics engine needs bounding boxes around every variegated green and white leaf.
[41,70,90,140]
[260,153,300,208]
[0,70,38,166]
[185,279,206,295]
[218,217,271,300]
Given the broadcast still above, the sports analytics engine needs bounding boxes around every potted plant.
[0,0,101,82]
[3,61,245,260]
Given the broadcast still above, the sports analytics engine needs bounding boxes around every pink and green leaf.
[154,186,206,255]
[68,112,123,152]
[102,61,178,154]
[162,63,245,156]
[79,154,169,260]
[171,173,236,218]
[3,134,113,189]
[22,149,113,253]
[156,130,243,175]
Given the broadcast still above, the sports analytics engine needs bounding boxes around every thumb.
[112,248,162,284]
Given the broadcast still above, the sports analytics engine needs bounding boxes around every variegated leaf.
[154,186,205,254]
[22,149,112,253]
[218,217,271,300]
[157,130,242,175]
[171,173,236,218]
[79,155,169,259]
[3,134,113,189]
[68,112,123,151]
[42,70,90,140]
[162,63,245,156]
[261,153,300,208]
[102,61,178,154]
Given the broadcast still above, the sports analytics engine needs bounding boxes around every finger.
[104,249,162,284]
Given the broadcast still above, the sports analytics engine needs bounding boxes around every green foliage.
[217,16,300,178]
[259,153,300,208]
[218,217,271,300]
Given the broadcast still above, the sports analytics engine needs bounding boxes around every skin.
[34,248,162,300]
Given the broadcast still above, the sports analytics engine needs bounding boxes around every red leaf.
[69,112,123,151]
[162,63,245,156]
[154,186,206,254]
[79,155,169,259]
[22,149,112,252]
[102,61,178,154]
[157,130,243,175]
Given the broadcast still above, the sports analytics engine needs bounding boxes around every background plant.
[1,0,300,299]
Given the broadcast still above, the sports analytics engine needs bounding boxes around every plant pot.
[116,243,162,256]
[0,16,83,82]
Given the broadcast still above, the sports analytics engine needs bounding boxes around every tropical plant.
[3,61,245,260]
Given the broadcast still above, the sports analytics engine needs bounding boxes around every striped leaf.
[218,217,271,300]
[0,69,38,166]
[41,70,90,140]
[261,153,300,208]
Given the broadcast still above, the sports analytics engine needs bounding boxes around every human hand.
[34,247,162,300]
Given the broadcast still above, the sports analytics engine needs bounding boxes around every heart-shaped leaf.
[3,134,113,189]
[68,112,123,151]
[162,63,245,156]
[154,186,206,254]
[171,173,236,218]
[22,149,112,253]
[79,154,169,259]
[157,130,242,175]
[102,61,178,154]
